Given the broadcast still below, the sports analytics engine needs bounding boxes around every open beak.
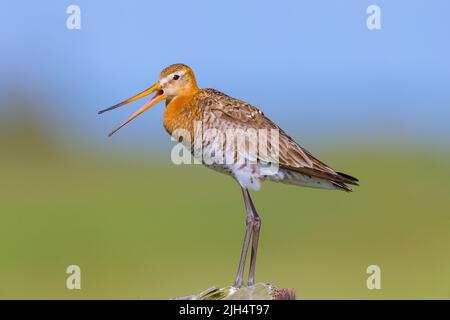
[98,82,166,137]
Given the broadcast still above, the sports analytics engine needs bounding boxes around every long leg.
[234,187,255,287]
[245,189,261,286]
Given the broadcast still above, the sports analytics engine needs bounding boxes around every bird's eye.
[173,74,180,80]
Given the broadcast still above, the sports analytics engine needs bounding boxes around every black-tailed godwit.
[99,64,358,287]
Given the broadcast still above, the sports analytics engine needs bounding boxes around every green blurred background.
[1,0,450,299]
[1,102,449,299]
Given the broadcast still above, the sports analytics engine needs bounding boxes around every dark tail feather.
[337,172,359,186]
[331,181,353,192]
[280,165,359,187]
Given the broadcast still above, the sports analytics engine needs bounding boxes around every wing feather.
[196,89,358,187]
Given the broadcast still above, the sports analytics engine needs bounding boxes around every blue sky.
[1,0,449,150]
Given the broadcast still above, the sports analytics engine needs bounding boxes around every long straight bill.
[107,91,165,136]
[97,82,166,136]
[98,83,160,114]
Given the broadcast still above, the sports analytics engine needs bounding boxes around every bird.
[98,63,359,288]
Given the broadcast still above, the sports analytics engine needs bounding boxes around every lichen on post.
[172,283,296,300]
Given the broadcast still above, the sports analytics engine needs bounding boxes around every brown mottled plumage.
[99,63,359,287]
[164,86,358,191]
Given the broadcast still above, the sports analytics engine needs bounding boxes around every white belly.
[204,162,340,191]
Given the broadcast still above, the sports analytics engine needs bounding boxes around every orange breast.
[163,94,201,139]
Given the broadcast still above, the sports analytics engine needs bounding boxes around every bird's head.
[98,63,198,136]
[158,63,198,97]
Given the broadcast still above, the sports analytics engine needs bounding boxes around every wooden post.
[172,283,296,300]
